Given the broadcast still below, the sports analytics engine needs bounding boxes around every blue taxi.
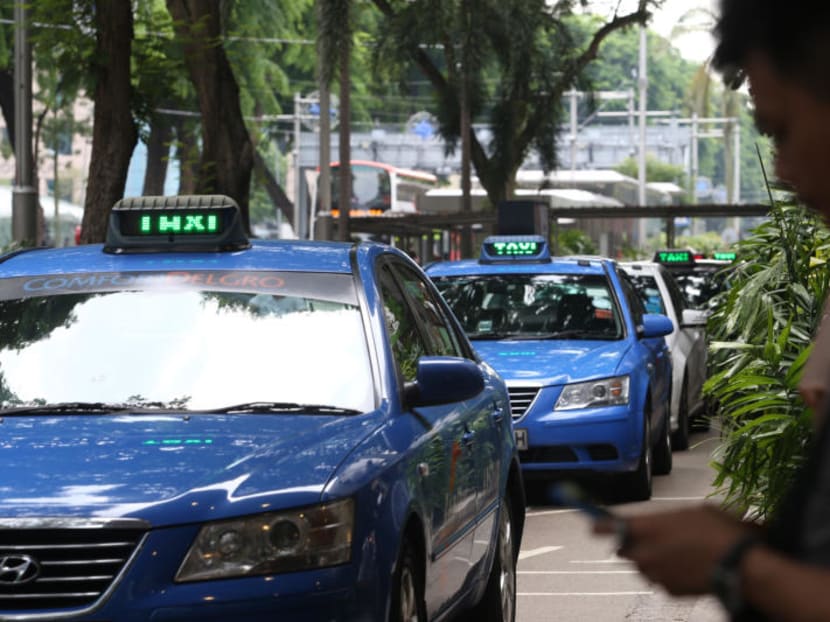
[426,236,674,501]
[0,196,524,622]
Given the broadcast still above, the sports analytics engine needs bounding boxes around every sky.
[584,0,718,63]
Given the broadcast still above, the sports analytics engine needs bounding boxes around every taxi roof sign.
[653,249,696,266]
[712,251,737,261]
[480,235,551,263]
[104,194,250,254]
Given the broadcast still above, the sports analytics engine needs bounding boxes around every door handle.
[492,402,505,423]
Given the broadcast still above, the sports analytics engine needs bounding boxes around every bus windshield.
[327,161,437,217]
[332,164,391,215]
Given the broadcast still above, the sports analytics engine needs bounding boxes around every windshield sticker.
[0,271,356,304]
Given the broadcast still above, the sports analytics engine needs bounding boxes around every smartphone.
[548,481,616,520]
[548,481,630,547]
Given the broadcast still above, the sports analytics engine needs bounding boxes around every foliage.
[554,228,597,255]
[675,231,727,255]
[615,155,686,186]
[567,14,694,112]
[705,192,830,520]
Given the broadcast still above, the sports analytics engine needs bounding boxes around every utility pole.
[293,92,304,239]
[570,91,578,172]
[459,0,473,258]
[637,25,649,247]
[318,83,331,241]
[733,119,741,239]
[13,1,37,245]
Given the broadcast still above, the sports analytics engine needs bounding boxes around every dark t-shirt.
[735,409,830,619]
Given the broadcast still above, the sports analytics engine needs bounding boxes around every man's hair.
[712,0,830,96]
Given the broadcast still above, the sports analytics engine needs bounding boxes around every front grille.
[520,446,578,463]
[0,520,147,613]
[507,387,540,420]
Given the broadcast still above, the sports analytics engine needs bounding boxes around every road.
[516,426,728,622]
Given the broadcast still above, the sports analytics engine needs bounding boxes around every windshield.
[433,273,622,340]
[673,269,728,309]
[626,274,665,314]
[0,271,374,413]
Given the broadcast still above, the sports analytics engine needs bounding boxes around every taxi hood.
[0,412,381,525]
[472,339,629,385]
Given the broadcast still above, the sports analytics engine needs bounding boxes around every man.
[595,2,830,620]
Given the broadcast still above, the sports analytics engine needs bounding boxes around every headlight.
[554,376,629,411]
[176,498,354,582]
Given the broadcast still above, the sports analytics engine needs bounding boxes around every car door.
[617,269,671,431]
[391,262,507,569]
[663,269,707,412]
[378,260,485,615]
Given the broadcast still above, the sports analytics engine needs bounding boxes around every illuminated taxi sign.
[480,235,550,263]
[128,211,222,236]
[653,249,695,266]
[105,194,250,254]
[712,251,737,261]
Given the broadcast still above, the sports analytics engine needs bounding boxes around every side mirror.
[403,356,485,407]
[639,313,674,338]
[680,308,710,328]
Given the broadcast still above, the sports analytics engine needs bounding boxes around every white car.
[621,261,709,449]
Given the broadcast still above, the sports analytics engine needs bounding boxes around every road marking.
[518,546,563,560]
[525,508,577,517]
[519,570,638,574]
[516,592,654,596]
[570,556,629,564]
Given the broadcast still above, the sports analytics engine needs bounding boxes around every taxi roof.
[425,255,610,278]
[0,239,362,278]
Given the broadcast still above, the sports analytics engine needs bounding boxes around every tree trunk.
[252,148,293,225]
[166,0,254,233]
[142,117,173,195]
[172,115,199,194]
[81,0,137,243]
[0,70,15,152]
[337,32,351,242]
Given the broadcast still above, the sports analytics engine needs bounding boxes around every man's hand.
[593,505,754,595]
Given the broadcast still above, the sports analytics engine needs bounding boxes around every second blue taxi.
[426,236,674,501]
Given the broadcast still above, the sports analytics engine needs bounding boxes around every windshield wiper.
[541,330,608,339]
[0,402,138,415]
[470,331,522,341]
[205,401,362,415]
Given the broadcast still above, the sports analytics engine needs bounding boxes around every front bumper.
[514,404,642,474]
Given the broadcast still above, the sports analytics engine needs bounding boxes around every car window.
[432,273,623,340]
[625,273,665,314]
[663,269,688,314]
[673,267,727,309]
[378,264,428,383]
[617,269,645,327]
[390,263,463,357]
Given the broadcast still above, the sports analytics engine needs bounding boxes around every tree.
[81,0,138,243]
[371,0,660,214]
[616,155,686,188]
[166,0,254,232]
[318,0,353,241]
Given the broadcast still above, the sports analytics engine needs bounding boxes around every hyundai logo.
[0,555,41,585]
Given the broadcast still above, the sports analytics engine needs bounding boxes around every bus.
[325,160,438,217]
